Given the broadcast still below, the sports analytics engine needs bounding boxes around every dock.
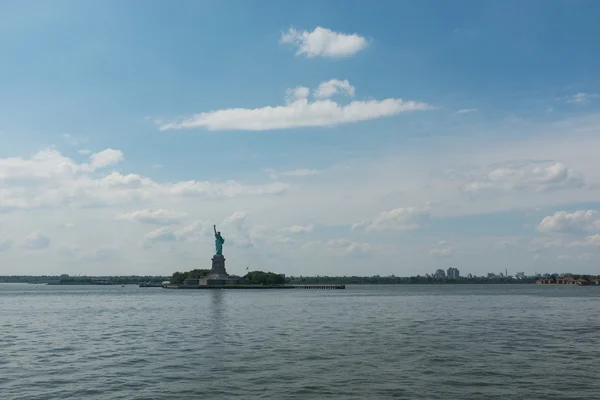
[163,284,345,290]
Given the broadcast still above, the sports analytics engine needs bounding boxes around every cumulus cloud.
[279,26,368,58]
[102,172,152,188]
[285,86,310,103]
[538,210,600,234]
[0,148,79,181]
[352,206,430,231]
[83,149,124,171]
[284,224,314,234]
[115,209,186,225]
[462,161,584,195]
[22,232,50,250]
[0,148,288,212]
[158,80,429,131]
[314,79,355,99]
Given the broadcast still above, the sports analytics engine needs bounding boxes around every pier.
[292,284,346,289]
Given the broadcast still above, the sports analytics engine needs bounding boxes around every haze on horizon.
[1,0,600,277]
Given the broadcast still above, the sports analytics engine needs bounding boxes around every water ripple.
[2,284,600,399]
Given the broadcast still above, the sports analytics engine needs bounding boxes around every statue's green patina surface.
[213,224,225,256]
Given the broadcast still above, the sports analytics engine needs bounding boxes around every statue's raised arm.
[213,224,217,235]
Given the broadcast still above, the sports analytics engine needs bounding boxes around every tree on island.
[170,269,211,284]
[169,269,285,285]
[244,270,285,285]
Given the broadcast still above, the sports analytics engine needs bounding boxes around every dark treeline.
[0,275,167,285]
[169,269,285,285]
[244,271,286,285]
[289,276,541,284]
[170,269,211,284]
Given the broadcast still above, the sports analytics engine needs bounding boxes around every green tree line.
[169,269,285,285]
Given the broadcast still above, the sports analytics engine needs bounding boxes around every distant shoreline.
[2,275,598,286]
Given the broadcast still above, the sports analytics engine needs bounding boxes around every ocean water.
[1,284,599,399]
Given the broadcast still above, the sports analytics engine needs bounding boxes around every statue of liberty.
[213,225,225,256]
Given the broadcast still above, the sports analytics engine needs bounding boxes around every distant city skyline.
[1,1,600,276]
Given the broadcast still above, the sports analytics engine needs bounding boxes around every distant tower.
[505,268,508,277]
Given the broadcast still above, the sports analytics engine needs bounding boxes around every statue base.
[182,254,253,287]
[209,255,228,278]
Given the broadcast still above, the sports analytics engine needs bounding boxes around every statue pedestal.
[209,255,228,277]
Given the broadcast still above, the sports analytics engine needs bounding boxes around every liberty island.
[162,225,345,290]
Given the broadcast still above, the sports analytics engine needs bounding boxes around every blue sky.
[1,0,600,276]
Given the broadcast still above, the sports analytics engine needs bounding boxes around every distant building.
[447,267,460,279]
[515,272,525,279]
[487,273,497,278]
[467,273,473,279]
[434,269,446,279]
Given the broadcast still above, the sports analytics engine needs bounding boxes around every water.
[1,284,599,399]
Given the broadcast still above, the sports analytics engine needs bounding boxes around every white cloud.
[0,148,288,212]
[456,108,478,114]
[176,221,211,241]
[352,206,430,231]
[462,161,584,194]
[0,148,79,181]
[87,149,124,170]
[222,211,255,248]
[284,224,314,234]
[279,26,368,58]
[78,149,91,155]
[166,180,287,198]
[102,172,152,188]
[115,209,186,225]
[144,227,177,243]
[285,87,310,103]
[566,93,599,104]
[314,79,355,99]
[265,168,322,179]
[538,210,600,234]
[22,232,50,250]
[223,211,247,225]
[158,80,429,131]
